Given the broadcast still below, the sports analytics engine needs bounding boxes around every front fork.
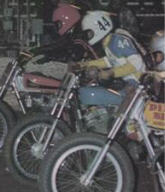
[80,86,143,186]
[12,82,27,114]
[0,66,27,114]
[38,73,76,153]
[137,117,165,189]
[131,95,165,189]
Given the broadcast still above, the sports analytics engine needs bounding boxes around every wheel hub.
[31,143,44,159]
[80,174,94,187]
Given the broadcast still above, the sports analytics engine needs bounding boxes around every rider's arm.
[99,55,144,80]
[112,54,145,79]
[98,61,136,80]
[80,56,112,69]
[112,61,137,78]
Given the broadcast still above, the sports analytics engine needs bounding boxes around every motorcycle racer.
[79,10,146,86]
[150,30,165,71]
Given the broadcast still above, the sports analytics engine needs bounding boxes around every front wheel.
[4,113,70,186]
[39,133,135,192]
[0,100,16,148]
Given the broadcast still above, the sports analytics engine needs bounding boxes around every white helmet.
[81,11,113,45]
[150,30,165,70]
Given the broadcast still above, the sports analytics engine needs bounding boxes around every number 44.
[118,39,130,49]
[98,16,111,31]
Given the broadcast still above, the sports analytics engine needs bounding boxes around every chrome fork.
[80,86,143,186]
[39,73,77,152]
[0,60,18,98]
[132,99,165,189]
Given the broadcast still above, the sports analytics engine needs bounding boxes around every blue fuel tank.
[79,86,123,106]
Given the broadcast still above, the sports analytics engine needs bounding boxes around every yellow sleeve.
[80,57,111,69]
[112,62,136,78]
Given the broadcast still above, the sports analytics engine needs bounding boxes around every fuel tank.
[79,86,123,106]
[15,73,61,93]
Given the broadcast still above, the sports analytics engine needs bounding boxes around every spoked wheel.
[0,101,16,149]
[52,146,122,192]
[14,123,64,180]
[39,133,135,192]
[5,113,70,186]
[0,113,8,148]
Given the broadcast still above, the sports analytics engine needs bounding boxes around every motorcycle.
[38,73,165,192]
[4,70,125,185]
[0,52,59,149]
[0,38,98,149]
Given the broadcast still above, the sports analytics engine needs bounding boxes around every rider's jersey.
[82,29,146,82]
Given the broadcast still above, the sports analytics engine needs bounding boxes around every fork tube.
[82,86,143,186]
[138,118,165,184]
[0,60,18,97]
[132,95,165,185]
[51,74,72,115]
[42,74,76,152]
[81,139,111,186]
[42,93,70,151]
[51,74,76,115]
[12,82,26,114]
[42,98,72,152]
[0,84,7,98]
[156,162,165,185]
[42,118,59,152]
[38,127,48,143]
[136,116,156,158]
[50,85,66,115]
[108,86,143,139]
[131,94,157,159]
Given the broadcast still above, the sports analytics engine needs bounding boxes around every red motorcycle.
[0,39,98,148]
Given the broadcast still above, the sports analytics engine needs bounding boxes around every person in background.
[150,30,165,71]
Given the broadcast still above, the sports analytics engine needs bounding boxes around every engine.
[22,93,56,112]
[82,105,117,134]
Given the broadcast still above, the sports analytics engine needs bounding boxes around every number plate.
[144,101,165,130]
